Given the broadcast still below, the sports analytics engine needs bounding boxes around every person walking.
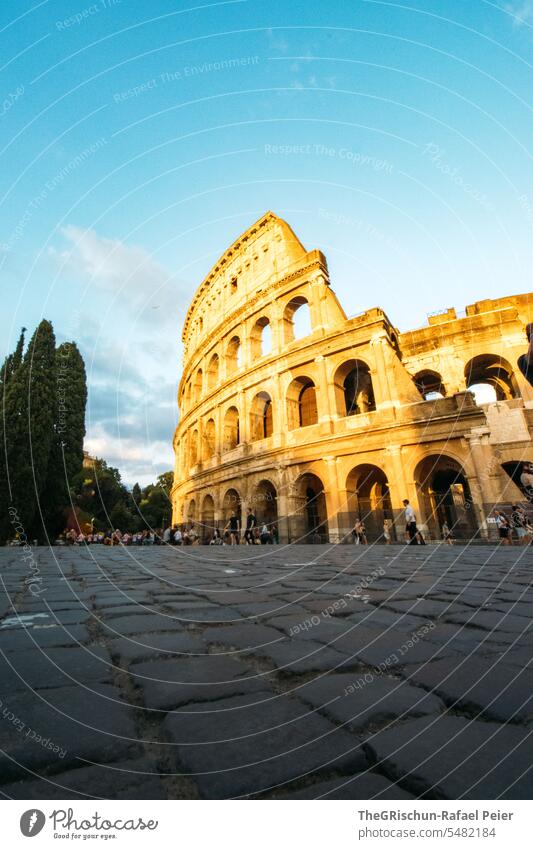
[225,512,240,545]
[403,499,419,545]
[244,507,257,545]
[494,509,512,545]
[441,520,454,545]
[511,505,530,545]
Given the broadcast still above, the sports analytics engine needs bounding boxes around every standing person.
[383,518,392,545]
[260,523,272,544]
[271,523,279,544]
[225,511,240,545]
[352,518,362,544]
[163,526,172,543]
[403,499,418,545]
[494,510,512,545]
[511,505,529,545]
[517,323,533,388]
[442,521,454,545]
[244,507,257,545]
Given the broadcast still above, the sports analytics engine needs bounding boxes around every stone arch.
[414,369,446,400]
[250,316,272,359]
[187,498,197,522]
[333,359,376,416]
[282,295,312,344]
[414,454,477,540]
[226,335,242,376]
[291,471,328,542]
[249,391,273,441]
[206,353,220,391]
[223,406,240,451]
[222,487,242,525]
[193,368,203,403]
[253,479,278,528]
[189,429,199,469]
[202,418,216,460]
[287,376,318,429]
[464,354,520,402]
[346,464,394,541]
[200,493,216,539]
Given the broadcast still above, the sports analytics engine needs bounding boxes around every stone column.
[308,276,327,335]
[315,355,333,432]
[238,389,249,445]
[370,334,395,411]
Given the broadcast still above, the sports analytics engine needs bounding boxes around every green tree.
[41,342,88,538]
[1,321,57,540]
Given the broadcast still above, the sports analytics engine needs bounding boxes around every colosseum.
[171,211,533,543]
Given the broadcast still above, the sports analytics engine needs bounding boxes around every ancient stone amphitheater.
[171,212,533,543]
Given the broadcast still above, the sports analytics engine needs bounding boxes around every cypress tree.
[0,328,26,540]
[2,320,57,540]
[41,342,87,537]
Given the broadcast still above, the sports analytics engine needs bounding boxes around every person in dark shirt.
[225,512,240,545]
[244,507,256,544]
[517,323,533,388]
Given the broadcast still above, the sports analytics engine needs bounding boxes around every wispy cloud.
[505,1,533,25]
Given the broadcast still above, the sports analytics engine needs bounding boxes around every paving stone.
[0,646,113,691]
[164,692,367,798]
[254,639,357,674]
[99,613,187,637]
[201,623,283,651]
[0,624,90,651]
[0,758,166,799]
[130,656,267,710]
[407,656,533,722]
[109,632,204,663]
[296,673,444,731]
[0,685,141,783]
[273,773,414,799]
[367,715,533,799]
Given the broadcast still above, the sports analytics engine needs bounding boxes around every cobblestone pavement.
[0,544,532,800]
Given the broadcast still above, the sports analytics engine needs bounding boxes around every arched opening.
[464,355,520,403]
[415,454,477,540]
[250,317,272,359]
[201,494,215,540]
[249,391,273,441]
[334,360,376,416]
[189,430,199,469]
[223,406,240,451]
[287,376,318,429]
[292,472,328,543]
[346,464,394,542]
[222,487,241,526]
[207,353,219,391]
[283,296,312,344]
[202,419,216,460]
[226,336,242,376]
[193,369,203,403]
[253,479,278,528]
[414,370,446,400]
[187,499,197,523]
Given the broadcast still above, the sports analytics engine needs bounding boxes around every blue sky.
[1,0,533,485]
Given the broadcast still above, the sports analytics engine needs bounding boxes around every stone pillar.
[315,355,333,432]
[238,389,249,444]
[308,276,328,335]
[370,334,395,411]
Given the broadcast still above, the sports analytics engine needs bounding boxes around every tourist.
[441,521,454,545]
[494,510,512,545]
[210,528,223,545]
[163,526,172,543]
[271,523,279,544]
[225,512,240,545]
[244,507,257,544]
[174,527,183,545]
[402,499,419,545]
[511,505,530,545]
[352,518,363,544]
[383,518,392,545]
[260,523,272,544]
[517,323,533,388]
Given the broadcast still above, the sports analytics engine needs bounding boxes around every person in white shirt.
[402,499,418,545]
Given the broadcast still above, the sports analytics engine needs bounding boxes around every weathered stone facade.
[172,212,533,542]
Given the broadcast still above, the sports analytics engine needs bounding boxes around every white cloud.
[505,1,533,25]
